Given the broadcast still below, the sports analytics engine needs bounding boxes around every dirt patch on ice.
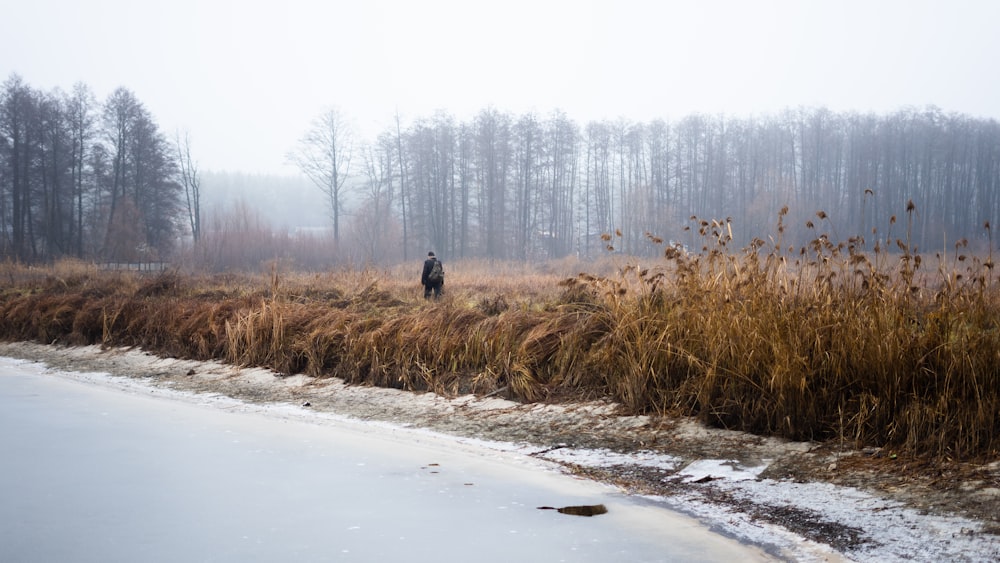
[3,341,998,562]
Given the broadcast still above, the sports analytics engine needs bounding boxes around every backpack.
[428,259,444,284]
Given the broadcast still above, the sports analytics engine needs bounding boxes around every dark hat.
[428,251,435,257]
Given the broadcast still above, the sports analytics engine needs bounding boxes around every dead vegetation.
[1,206,998,461]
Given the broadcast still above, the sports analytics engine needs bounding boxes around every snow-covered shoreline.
[1,342,997,562]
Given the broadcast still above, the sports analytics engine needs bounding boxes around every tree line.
[0,74,187,264]
[4,71,999,268]
[341,106,1000,264]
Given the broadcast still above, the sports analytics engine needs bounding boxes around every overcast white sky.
[2,0,999,175]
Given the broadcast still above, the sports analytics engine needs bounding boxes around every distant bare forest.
[2,73,999,269]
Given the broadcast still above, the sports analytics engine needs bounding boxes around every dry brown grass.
[1,209,998,460]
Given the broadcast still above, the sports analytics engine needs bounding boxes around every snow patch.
[679,458,772,482]
[539,446,680,471]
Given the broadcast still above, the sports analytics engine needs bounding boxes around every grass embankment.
[1,218,998,460]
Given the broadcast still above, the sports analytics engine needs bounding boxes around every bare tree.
[101,87,180,261]
[545,111,579,257]
[1,74,36,261]
[101,87,140,258]
[475,108,512,259]
[512,113,541,258]
[176,131,201,243]
[66,82,96,257]
[36,90,74,259]
[394,110,410,260]
[354,134,397,262]
[288,108,353,243]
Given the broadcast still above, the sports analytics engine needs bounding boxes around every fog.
[4,1,1000,265]
[201,171,329,231]
[3,0,999,175]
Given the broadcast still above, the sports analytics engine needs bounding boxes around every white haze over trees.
[2,0,1000,268]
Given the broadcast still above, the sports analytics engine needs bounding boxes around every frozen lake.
[0,357,773,562]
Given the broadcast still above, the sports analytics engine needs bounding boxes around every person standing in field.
[421,251,444,299]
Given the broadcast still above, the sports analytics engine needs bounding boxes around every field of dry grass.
[2,214,998,460]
